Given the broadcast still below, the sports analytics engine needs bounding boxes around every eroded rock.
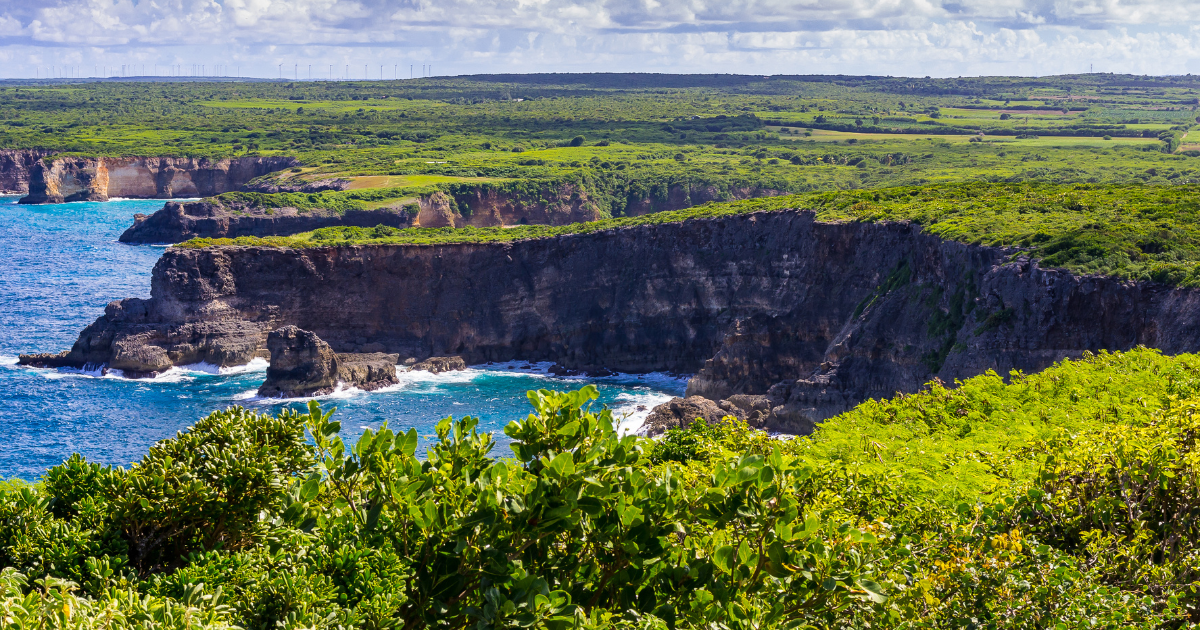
[258,326,340,398]
[257,327,400,398]
[643,396,733,436]
[16,351,76,369]
[644,393,800,436]
[338,353,400,391]
[410,356,467,374]
[20,156,297,204]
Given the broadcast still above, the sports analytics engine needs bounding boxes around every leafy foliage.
[6,349,1200,626]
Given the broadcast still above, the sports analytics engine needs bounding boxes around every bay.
[0,196,682,479]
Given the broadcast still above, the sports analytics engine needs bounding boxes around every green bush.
[8,350,1200,626]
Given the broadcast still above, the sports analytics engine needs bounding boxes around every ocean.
[0,196,684,479]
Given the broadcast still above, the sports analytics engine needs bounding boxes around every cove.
[0,196,682,479]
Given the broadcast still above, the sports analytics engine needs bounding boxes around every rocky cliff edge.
[21,208,1200,434]
[18,155,298,204]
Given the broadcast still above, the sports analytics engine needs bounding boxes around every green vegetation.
[11,73,1200,627]
[5,349,1200,627]
[3,74,1199,223]
[186,182,1200,286]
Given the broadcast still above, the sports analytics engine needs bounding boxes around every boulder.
[411,356,467,374]
[643,393,788,436]
[720,394,776,429]
[643,396,734,436]
[548,363,583,377]
[258,326,341,398]
[337,353,400,391]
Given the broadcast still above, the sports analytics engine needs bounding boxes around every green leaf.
[400,428,418,457]
[737,540,753,567]
[714,545,735,573]
[857,579,887,603]
[549,451,575,477]
[366,503,383,530]
[299,477,320,503]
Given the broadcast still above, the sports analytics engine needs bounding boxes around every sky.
[1,0,1199,80]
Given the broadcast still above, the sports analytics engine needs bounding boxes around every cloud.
[0,0,1197,78]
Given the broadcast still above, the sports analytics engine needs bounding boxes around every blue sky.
[1,0,1198,79]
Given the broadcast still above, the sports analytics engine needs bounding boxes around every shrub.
[11,349,1200,626]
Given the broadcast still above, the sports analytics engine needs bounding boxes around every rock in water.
[410,356,466,374]
[258,326,340,398]
[337,353,400,391]
[258,327,401,398]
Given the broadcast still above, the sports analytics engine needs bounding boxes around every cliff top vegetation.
[2,347,1199,627]
[2,73,1197,159]
[184,182,1200,286]
[2,74,1198,208]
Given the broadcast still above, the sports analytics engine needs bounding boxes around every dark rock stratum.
[22,208,1200,434]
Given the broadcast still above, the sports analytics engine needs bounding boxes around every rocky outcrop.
[257,326,398,398]
[27,209,1200,434]
[120,200,414,244]
[411,356,467,374]
[18,156,297,204]
[643,394,782,436]
[643,396,732,435]
[258,326,341,397]
[338,353,402,391]
[0,150,55,194]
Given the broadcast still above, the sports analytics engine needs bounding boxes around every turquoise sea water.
[0,197,684,479]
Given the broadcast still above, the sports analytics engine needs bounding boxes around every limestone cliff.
[623,183,787,217]
[118,181,788,243]
[24,209,1200,433]
[416,185,601,228]
[0,150,55,194]
[18,156,297,204]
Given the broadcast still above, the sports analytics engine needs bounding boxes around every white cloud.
[0,0,1197,78]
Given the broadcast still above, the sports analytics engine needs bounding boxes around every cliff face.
[120,184,599,243]
[119,200,414,244]
[26,209,1200,432]
[0,150,55,194]
[417,185,601,228]
[18,156,297,204]
[623,183,787,217]
[118,182,789,243]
